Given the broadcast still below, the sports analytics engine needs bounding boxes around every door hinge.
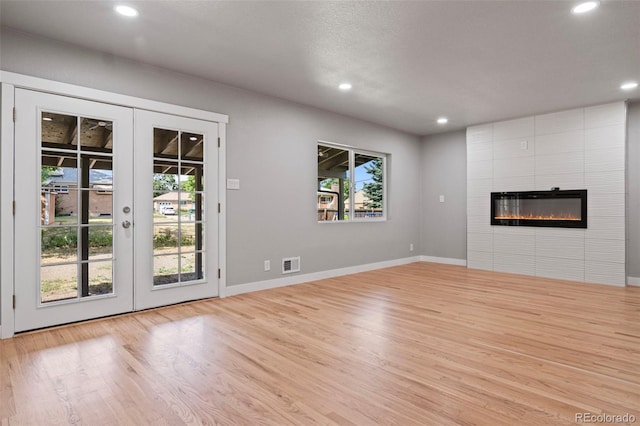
[13,107,16,122]
[218,269,221,279]
[13,295,16,309]
[12,201,16,216]
[218,203,221,213]
[218,137,220,148]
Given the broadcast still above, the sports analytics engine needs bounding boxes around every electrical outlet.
[264,260,270,271]
[520,140,528,150]
[439,195,445,203]
[409,243,414,252]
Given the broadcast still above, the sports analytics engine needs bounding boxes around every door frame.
[0,71,229,338]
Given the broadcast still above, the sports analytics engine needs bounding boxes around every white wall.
[0,28,422,291]
[467,102,627,286]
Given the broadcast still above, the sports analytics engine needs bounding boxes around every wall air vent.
[282,257,301,274]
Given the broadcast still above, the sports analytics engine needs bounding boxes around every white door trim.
[0,71,229,124]
[217,124,227,298]
[0,72,228,338]
[1,83,16,338]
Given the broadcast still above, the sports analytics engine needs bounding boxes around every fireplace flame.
[495,213,580,221]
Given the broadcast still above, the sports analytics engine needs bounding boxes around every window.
[317,142,387,222]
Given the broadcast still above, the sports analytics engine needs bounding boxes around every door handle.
[122,220,132,229]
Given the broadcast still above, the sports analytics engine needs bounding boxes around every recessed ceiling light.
[572,1,599,14]
[42,117,52,122]
[620,81,639,90]
[437,117,448,124]
[189,136,198,141]
[114,5,139,17]
[338,83,352,91]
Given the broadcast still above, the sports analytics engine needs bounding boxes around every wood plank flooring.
[2,262,640,425]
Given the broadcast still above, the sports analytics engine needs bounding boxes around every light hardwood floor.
[2,262,640,425]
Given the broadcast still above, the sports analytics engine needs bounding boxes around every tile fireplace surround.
[466,102,626,286]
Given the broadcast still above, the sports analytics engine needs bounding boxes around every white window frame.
[317,140,388,223]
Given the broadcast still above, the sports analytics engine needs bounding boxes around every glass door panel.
[14,89,133,332]
[151,130,205,286]
[39,115,116,302]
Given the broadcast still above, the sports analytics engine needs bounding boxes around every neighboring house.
[317,188,382,221]
[347,189,369,212]
[153,191,195,213]
[346,190,383,218]
[41,167,113,224]
[317,191,339,221]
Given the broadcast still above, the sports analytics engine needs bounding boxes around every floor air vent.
[282,257,301,274]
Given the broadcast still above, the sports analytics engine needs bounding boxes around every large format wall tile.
[585,124,625,150]
[535,108,584,135]
[536,257,585,281]
[494,252,535,276]
[467,215,492,234]
[535,230,585,260]
[467,178,493,198]
[585,261,626,286]
[494,156,535,178]
[588,193,625,217]
[494,230,535,256]
[493,138,534,160]
[467,196,491,217]
[493,176,535,192]
[585,103,626,128]
[467,232,493,252]
[585,171,625,195]
[535,130,583,156]
[467,250,493,271]
[493,226,536,235]
[586,216,625,240]
[493,117,534,141]
[585,147,625,173]
[467,124,493,144]
[535,151,584,176]
[535,173,585,191]
[467,139,493,161]
[585,238,625,264]
[468,159,493,179]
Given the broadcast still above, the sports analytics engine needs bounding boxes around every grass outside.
[40,214,202,302]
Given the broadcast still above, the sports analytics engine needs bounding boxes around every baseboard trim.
[420,256,467,266]
[627,276,640,287]
[225,256,422,297]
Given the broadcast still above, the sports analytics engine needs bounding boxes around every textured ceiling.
[1,1,639,135]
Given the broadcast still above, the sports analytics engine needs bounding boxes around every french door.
[133,110,218,310]
[13,90,219,332]
[14,89,134,331]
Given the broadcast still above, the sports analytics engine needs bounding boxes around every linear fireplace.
[491,189,587,228]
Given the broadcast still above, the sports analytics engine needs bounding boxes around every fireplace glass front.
[491,189,587,228]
